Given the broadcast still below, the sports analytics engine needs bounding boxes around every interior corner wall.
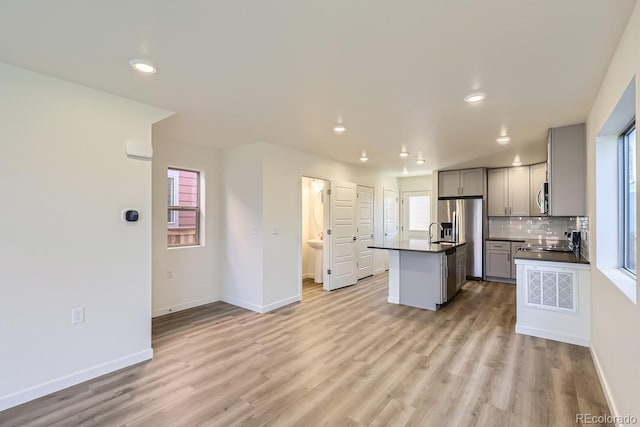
[151,137,222,317]
[261,143,398,311]
[221,143,265,312]
[586,2,640,419]
[0,63,172,411]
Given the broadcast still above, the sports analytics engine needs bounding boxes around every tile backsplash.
[489,216,590,259]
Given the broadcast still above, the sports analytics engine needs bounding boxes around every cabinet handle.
[504,207,507,216]
[460,186,463,195]
[508,252,511,261]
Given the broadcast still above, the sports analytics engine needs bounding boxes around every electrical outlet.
[167,270,174,279]
[272,226,280,235]
[71,307,85,325]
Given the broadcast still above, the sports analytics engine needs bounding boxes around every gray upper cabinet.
[529,162,547,216]
[460,169,484,196]
[487,167,530,216]
[439,170,462,197]
[438,168,484,197]
[487,168,509,216]
[508,167,530,216]
[548,124,586,216]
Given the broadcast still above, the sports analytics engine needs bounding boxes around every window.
[167,168,200,247]
[622,122,636,275]
[408,195,431,231]
[167,169,179,227]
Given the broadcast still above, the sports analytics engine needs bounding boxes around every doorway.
[301,177,329,295]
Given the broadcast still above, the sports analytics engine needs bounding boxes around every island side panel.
[388,251,400,304]
[399,251,444,311]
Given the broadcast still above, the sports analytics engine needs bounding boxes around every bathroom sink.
[307,239,324,249]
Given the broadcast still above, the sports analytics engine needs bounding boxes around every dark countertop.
[368,239,467,253]
[514,250,590,264]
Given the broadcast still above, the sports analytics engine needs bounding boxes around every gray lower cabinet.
[486,240,525,281]
[510,241,525,279]
[456,246,467,289]
[485,241,511,279]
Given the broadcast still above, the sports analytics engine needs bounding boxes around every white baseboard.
[222,296,263,313]
[152,295,221,318]
[590,345,621,427]
[262,295,301,313]
[0,349,152,412]
[515,324,589,347]
[374,267,386,275]
[223,295,301,314]
[388,296,399,304]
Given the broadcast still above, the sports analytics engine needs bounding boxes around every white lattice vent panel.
[526,267,577,312]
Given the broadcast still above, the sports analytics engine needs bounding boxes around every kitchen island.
[368,240,467,310]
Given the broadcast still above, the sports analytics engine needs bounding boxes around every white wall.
[222,143,265,312]
[398,175,433,193]
[262,143,398,310]
[586,2,640,420]
[151,137,222,317]
[0,63,171,410]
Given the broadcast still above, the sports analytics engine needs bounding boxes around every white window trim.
[168,169,180,228]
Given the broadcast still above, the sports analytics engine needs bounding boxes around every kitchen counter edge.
[514,250,590,265]
[368,240,467,253]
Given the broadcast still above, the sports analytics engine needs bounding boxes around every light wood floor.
[0,275,612,427]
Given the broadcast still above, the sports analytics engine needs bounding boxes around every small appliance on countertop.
[565,230,581,255]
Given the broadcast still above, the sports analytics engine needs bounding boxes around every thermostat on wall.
[122,209,140,223]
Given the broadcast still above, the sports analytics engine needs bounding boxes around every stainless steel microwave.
[536,182,549,215]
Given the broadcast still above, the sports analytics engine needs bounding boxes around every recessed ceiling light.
[496,136,511,144]
[129,59,157,74]
[399,151,409,158]
[464,92,486,104]
[333,123,346,134]
[512,155,522,166]
[360,153,368,162]
[416,159,425,165]
[402,168,409,175]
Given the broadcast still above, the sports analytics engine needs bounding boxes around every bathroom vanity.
[369,240,467,310]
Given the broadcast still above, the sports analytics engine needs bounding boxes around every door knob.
[353,236,357,241]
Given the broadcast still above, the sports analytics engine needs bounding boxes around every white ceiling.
[0,1,635,175]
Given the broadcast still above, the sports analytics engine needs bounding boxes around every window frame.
[167,167,201,248]
[621,120,636,276]
[167,169,180,228]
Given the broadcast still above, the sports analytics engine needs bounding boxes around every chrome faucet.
[428,222,443,244]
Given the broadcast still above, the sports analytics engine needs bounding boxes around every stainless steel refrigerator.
[438,198,483,279]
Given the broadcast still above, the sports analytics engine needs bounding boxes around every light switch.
[250,225,258,235]
[272,226,280,235]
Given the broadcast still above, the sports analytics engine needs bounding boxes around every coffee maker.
[565,231,581,255]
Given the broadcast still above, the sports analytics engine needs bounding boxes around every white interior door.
[383,189,399,246]
[357,185,374,279]
[401,191,431,240]
[327,181,357,290]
